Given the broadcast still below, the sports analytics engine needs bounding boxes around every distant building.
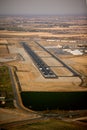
[0,91,6,105]
[0,97,6,105]
[63,49,83,55]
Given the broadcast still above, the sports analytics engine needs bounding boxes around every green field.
[6,119,87,130]
[0,66,14,108]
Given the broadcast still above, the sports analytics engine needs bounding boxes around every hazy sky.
[0,0,87,15]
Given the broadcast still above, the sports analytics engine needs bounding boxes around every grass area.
[0,65,14,108]
[7,119,87,130]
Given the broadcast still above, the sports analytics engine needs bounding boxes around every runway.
[22,42,57,78]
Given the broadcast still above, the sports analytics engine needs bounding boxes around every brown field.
[60,55,87,76]
[0,39,8,44]
[0,45,9,55]
[35,51,51,57]
[67,55,87,76]
[42,57,63,66]
[16,73,82,92]
[0,30,87,39]
[59,55,87,86]
[51,67,73,76]
[16,70,82,92]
